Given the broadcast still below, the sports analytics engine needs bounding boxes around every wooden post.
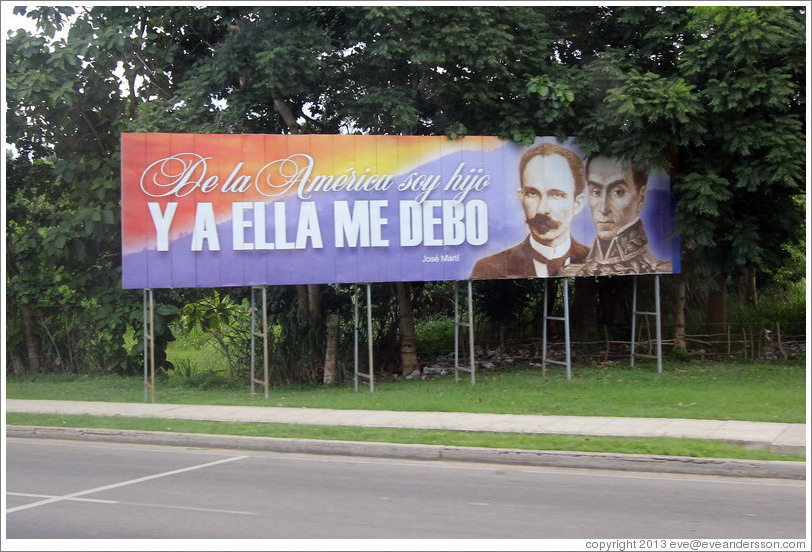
[323,313,339,385]
[754,326,759,359]
[776,321,787,359]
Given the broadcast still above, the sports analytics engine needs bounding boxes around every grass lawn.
[6,359,806,422]
[6,359,806,462]
[5,413,805,462]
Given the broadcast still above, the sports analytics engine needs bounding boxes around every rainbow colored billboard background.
[121,133,679,289]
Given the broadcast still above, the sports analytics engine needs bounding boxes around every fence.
[476,321,805,365]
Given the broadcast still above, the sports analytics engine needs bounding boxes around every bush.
[184,370,240,390]
[726,280,806,336]
[416,316,456,357]
[169,358,197,380]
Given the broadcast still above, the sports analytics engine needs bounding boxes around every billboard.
[121,133,679,289]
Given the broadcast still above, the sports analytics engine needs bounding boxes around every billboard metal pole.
[353,284,359,393]
[542,280,549,375]
[542,279,572,379]
[250,287,256,396]
[250,286,269,397]
[454,281,459,383]
[352,283,374,392]
[631,275,663,373]
[262,286,269,399]
[655,275,663,374]
[366,283,374,392]
[467,280,476,385]
[142,290,148,403]
[563,278,571,380]
[631,277,638,368]
[454,281,476,385]
[142,289,155,403]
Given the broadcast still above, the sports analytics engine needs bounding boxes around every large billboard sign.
[121,133,679,289]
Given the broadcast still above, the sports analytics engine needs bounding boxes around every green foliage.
[6,360,805,424]
[526,75,577,126]
[335,6,563,137]
[726,284,806,337]
[5,5,806,377]
[182,370,242,391]
[668,347,692,363]
[7,413,803,462]
[261,287,328,385]
[672,6,806,277]
[415,317,456,357]
[170,358,198,381]
[175,290,251,381]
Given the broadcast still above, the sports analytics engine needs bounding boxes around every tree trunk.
[296,285,309,316]
[573,277,597,338]
[737,268,758,306]
[308,284,322,321]
[19,303,42,372]
[706,273,727,331]
[396,282,419,376]
[673,272,687,351]
[6,236,42,371]
[323,313,339,385]
[273,98,300,133]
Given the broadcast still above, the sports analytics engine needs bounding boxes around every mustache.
[527,214,560,233]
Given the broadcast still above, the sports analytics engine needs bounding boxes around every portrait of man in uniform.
[563,155,673,276]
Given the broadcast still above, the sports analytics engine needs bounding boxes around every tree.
[674,6,805,328]
[7,7,133,373]
[6,5,806,375]
[6,6,234,373]
[554,5,805,336]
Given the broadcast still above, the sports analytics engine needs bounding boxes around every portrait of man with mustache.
[470,142,589,279]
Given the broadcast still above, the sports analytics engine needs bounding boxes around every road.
[4,438,806,540]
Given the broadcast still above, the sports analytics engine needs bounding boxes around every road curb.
[7,425,806,480]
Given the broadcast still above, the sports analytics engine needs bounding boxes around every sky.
[2,4,39,36]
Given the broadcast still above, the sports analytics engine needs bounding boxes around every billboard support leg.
[468,280,476,385]
[143,289,155,403]
[563,278,571,380]
[631,275,663,373]
[353,285,359,392]
[262,286,269,398]
[542,279,572,379]
[366,283,374,392]
[542,281,548,376]
[631,278,638,368]
[655,274,663,374]
[250,287,256,396]
[454,282,459,383]
[354,284,374,392]
[453,281,476,385]
[250,286,269,398]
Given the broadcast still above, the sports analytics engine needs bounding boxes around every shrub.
[185,370,240,390]
[416,316,456,357]
[726,281,806,336]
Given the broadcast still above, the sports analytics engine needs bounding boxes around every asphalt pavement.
[5,399,808,480]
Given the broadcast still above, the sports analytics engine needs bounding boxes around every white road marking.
[7,491,258,516]
[6,455,248,514]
